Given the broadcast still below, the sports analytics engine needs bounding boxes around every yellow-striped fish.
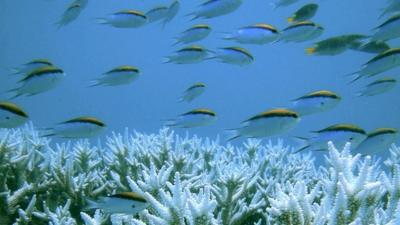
[44,116,106,138]
[227,108,300,141]
[295,124,367,153]
[90,66,140,87]
[166,108,216,128]
[85,192,148,214]
[291,90,341,116]
[8,66,65,99]
[0,101,29,128]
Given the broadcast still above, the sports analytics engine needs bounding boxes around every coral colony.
[1,124,400,225]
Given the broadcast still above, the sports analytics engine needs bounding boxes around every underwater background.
[1,0,399,146]
[3,0,400,224]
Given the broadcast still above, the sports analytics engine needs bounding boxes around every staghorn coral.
[1,124,400,225]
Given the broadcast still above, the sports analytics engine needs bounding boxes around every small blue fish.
[291,90,341,116]
[227,108,300,141]
[0,101,29,128]
[295,124,367,153]
[350,48,400,82]
[162,1,180,27]
[165,45,212,64]
[98,10,148,28]
[357,77,396,96]
[189,0,242,20]
[372,14,400,41]
[56,2,82,28]
[179,82,206,102]
[222,23,280,45]
[211,47,254,66]
[355,128,398,155]
[281,21,323,43]
[44,116,106,138]
[166,108,216,128]
[8,66,65,99]
[146,6,169,23]
[350,40,390,54]
[174,24,212,45]
[85,192,148,215]
[11,59,53,76]
[90,66,140,87]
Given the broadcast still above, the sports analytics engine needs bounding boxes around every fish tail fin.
[306,47,316,55]
[346,72,362,84]
[224,128,241,142]
[37,127,55,138]
[162,119,177,127]
[95,18,108,25]
[5,88,21,99]
[220,32,234,40]
[88,79,101,87]
[185,12,199,21]
[162,57,172,64]
[172,39,181,46]
[83,198,98,211]
[291,136,310,153]
[9,68,22,76]
[293,144,310,154]
[287,17,294,23]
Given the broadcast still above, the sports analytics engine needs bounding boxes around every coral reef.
[1,124,400,225]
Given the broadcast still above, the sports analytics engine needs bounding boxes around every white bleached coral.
[1,124,400,224]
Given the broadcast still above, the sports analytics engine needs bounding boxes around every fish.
[98,10,147,28]
[357,77,396,96]
[355,128,398,155]
[271,0,299,9]
[372,14,400,41]
[44,116,106,138]
[295,124,367,153]
[174,24,212,45]
[290,90,341,116]
[306,34,368,56]
[0,101,29,128]
[179,82,206,102]
[349,40,390,54]
[188,0,242,20]
[287,4,319,23]
[166,108,216,128]
[8,66,65,99]
[222,23,280,45]
[162,1,180,27]
[227,108,300,141]
[85,192,148,215]
[350,48,400,82]
[145,6,169,23]
[90,66,140,87]
[164,45,212,64]
[280,21,323,43]
[210,47,254,66]
[56,2,82,28]
[11,59,53,76]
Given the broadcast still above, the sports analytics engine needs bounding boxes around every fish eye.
[320,102,325,105]
[131,204,136,208]
[5,116,10,120]
[349,137,354,141]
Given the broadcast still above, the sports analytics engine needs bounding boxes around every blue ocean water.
[0,0,397,147]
